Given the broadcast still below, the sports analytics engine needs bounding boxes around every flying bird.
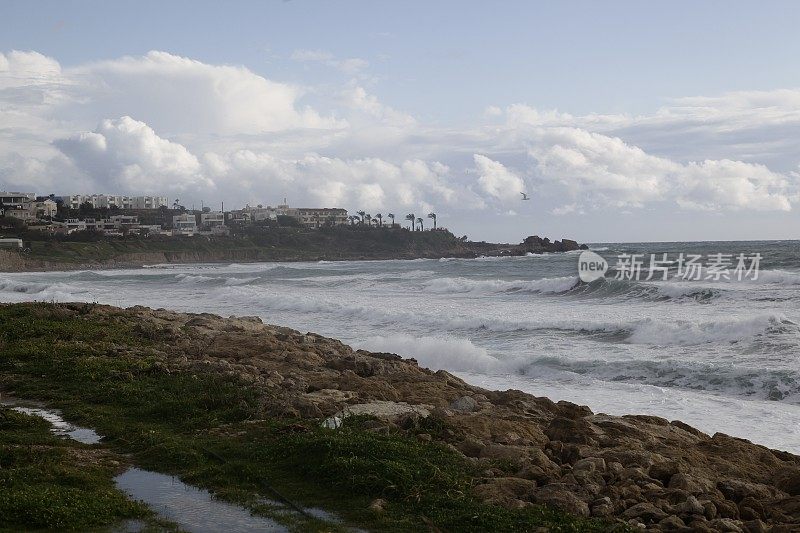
[520,192,530,201]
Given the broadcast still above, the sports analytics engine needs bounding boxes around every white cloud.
[473,154,526,203]
[528,127,793,212]
[54,116,210,193]
[63,51,344,135]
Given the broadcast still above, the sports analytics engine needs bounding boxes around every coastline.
[1,302,797,531]
[0,231,584,273]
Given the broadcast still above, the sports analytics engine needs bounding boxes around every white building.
[295,208,349,227]
[200,211,225,228]
[0,238,23,249]
[61,194,167,210]
[34,199,58,218]
[0,192,35,207]
[172,213,197,235]
[130,196,169,209]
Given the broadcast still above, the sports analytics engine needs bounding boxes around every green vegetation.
[2,226,482,269]
[0,303,616,532]
[0,407,162,532]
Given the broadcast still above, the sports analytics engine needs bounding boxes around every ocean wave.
[356,333,503,373]
[521,355,800,403]
[0,277,88,301]
[423,276,579,295]
[627,313,797,345]
[570,277,720,303]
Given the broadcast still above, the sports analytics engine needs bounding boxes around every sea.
[2,240,799,453]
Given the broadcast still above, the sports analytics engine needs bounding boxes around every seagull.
[520,192,530,201]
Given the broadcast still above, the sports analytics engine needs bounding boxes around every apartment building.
[0,192,35,207]
[172,213,198,235]
[61,194,167,210]
[295,208,349,227]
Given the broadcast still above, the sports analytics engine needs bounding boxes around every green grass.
[0,302,619,532]
[0,407,165,532]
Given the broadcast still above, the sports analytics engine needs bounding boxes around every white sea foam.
[423,276,578,295]
[627,313,793,345]
[356,334,504,373]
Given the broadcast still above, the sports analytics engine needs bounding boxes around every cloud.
[291,48,369,74]
[54,116,210,193]
[62,51,344,135]
[473,154,526,203]
[528,127,793,212]
[206,150,478,211]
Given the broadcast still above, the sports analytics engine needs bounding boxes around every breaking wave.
[521,355,800,403]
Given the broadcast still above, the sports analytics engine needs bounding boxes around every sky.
[2,1,800,243]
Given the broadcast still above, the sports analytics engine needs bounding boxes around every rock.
[741,519,768,533]
[708,518,744,532]
[545,417,599,445]
[657,515,686,530]
[455,438,485,458]
[479,444,530,463]
[675,495,706,516]
[669,473,714,494]
[589,496,615,517]
[623,502,668,523]
[450,396,478,412]
[649,461,680,484]
[473,477,537,506]
[776,468,800,496]
[573,457,606,473]
[737,497,765,520]
[369,498,387,512]
[533,483,590,517]
[717,479,782,502]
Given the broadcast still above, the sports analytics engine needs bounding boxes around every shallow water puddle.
[9,406,102,444]
[2,400,289,533]
[115,468,288,533]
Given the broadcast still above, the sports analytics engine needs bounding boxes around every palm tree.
[374,213,383,227]
[427,212,437,230]
[405,213,415,230]
[365,214,372,226]
[416,217,424,231]
[387,213,395,227]
[357,210,366,224]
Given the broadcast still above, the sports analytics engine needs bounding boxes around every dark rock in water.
[561,239,579,251]
[513,235,584,256]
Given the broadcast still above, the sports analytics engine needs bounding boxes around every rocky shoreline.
[7,303,797,532]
